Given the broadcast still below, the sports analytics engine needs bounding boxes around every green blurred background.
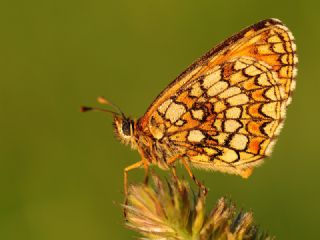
[0,0,319,239]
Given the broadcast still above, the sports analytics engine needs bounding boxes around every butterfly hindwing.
[138,19,297,177]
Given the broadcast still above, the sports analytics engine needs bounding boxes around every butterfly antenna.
[80,106,119,116]
[97,96,125,117]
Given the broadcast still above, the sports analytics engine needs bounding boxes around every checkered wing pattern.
[138,19,297,177]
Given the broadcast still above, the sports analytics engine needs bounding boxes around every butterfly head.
[113,115,137,148]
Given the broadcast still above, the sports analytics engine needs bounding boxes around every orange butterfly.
[82,19,297,195]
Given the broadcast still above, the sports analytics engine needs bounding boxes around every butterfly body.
[113,116,183,170]
[95,18,297,194]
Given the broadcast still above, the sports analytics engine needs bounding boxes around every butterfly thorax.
[136,120,185,170]
[113,114,183,170]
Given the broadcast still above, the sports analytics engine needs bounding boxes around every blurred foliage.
[125,174,274,240]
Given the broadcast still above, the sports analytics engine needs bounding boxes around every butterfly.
[82,18,297,195]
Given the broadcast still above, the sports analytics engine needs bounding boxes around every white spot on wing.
[207,81,229,97]
[293,68,298,78]
[261,102,278,119]
[229,134,248,150]
[224,120,241,132]
[234,61,247,70]
[165,102,186,123]
[271,18,282,23]
[227,94,249,106]
[265,139,276,156]
[218,87,241,99]
[226,107,241,118]
[245,65,262,76]
[274,122,284,136]
[203,68,222,89]
[191,109,204,120]
[287,30,295,40]
[188,130,205,142]
[290,80,296,91]
[257,73,271,86]
[190,82,203,97]
[291,42,297,52]
[176,120,185,126]
[219,148,238,162]
[159,99,172,114]
[280,103,286,118]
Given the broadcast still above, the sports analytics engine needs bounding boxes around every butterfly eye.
[122,120,131,136]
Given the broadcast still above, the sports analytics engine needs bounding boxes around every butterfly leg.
[181,158,208,195]
[170,165,186,192]
[167,155,183,191]
[124,160,145,196]
[143,161,149,185]
[171,165,178,179]
[167,154,185,165]
[167,154,183,178]
[167,155,207,194]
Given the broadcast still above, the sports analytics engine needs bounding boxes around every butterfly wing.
[138,19,297,177]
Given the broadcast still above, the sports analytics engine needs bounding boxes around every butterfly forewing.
[138,19,297,177]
